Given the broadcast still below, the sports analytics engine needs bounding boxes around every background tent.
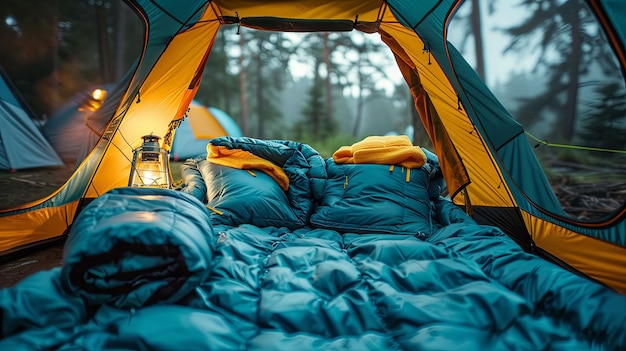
[170,100,242,161]
[0,0,624,295]
[42,67,135,166]
[0,66,63,171]
[42,84,115,164]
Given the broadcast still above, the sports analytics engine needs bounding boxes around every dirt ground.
[0,244,64,289]
[0,166,75,210]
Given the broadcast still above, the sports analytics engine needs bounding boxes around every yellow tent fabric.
[188,103,228,139]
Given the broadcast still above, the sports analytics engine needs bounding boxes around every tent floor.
[0,244,63,289]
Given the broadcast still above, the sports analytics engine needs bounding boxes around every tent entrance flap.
[221,17,382,33]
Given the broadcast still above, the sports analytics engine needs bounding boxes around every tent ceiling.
[211,0,387,21]
[208,0,407,32]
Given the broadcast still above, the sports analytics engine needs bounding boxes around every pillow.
[198,160,305,229]
[210,136,327,201]
[422,147,447,199]
[309,158,437,238]
[178,155,207,202]
[197,137,327,230]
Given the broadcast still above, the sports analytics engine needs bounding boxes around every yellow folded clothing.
[332,135,426,168]
[332,146,354,163]
[207,144,290,191]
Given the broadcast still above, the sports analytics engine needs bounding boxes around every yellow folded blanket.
[333,135,427,168]
[207,144,289,191]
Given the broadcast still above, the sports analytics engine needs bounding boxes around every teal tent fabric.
[0,66,63,170]
[601,0,626,47]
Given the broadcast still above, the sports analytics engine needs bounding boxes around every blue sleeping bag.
[2,137,625,351]
[61,187,214,309]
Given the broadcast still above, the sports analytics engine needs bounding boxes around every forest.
[0,0,421,154]
[1,0,625,219]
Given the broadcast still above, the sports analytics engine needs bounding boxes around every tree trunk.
[471,0,485,81]
[50,0,59,112]
[322,33,334,133]
[312,62,322,138]
[256,40,264,139]
[220,33,233,117]
[352,57,364,137]
[95,2,111,84]
[114,2,129,80]
[239,33,248,135]
[411,106,424,145]
[562,2,581,142]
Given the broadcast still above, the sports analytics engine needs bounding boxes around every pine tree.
[578,82,626,150]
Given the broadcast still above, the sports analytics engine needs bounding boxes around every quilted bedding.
[1,136,625,351]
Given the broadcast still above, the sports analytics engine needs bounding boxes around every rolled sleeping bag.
[61,187,214,309]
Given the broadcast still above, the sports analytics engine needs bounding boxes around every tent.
[42,68,136,166]
[0,66,63,171]
[0,0,624,295]
[42,85,115,164]
[170,100,242,161]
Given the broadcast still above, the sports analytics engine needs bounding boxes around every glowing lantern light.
[128,135,173,188]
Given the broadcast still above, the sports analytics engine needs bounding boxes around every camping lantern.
[128,134,173,188]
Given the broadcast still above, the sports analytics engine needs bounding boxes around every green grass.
[294,134,361,158]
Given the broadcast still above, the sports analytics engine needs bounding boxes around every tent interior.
[0,0,625,349]
[1,0,625,294]
[1,0,623,290]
